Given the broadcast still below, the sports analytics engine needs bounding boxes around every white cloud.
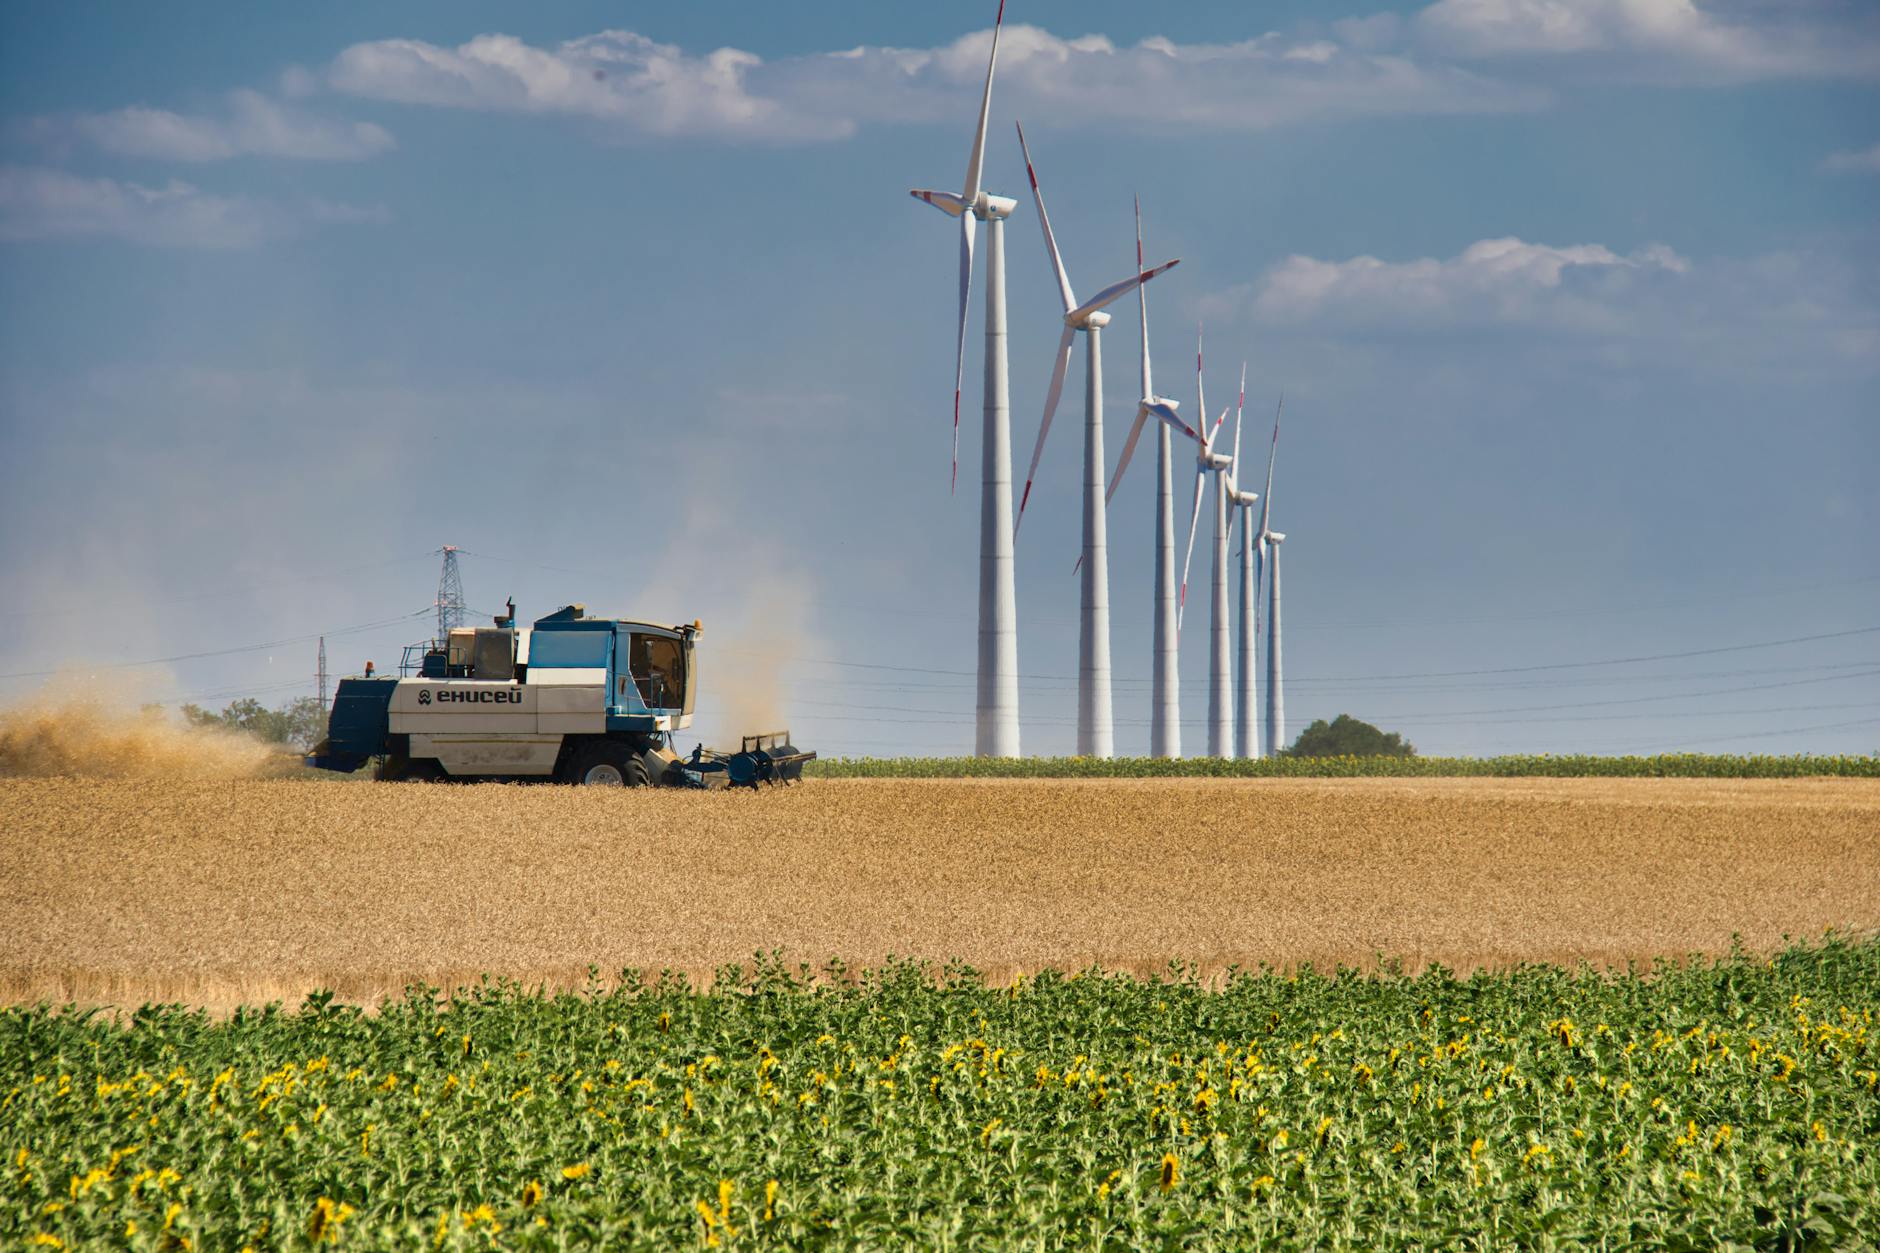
[830,24,1543,129]
[326,24,1543,142]
[317,10,1879,144]
[54,90,394,162]
[1200,236,1879,376]
[1822,142,1880,174]
[329,30,850,141]
[1231,237,1690,331]
[0,165,387,248]
[1415,0,1880,82]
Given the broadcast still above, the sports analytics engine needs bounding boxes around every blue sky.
[1,0,1876,758]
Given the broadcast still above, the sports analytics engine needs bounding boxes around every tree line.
[180,697,326,752]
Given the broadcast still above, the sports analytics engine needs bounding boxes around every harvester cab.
[304,604,813,787]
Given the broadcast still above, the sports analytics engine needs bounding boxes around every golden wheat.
[2,776,1875,1010]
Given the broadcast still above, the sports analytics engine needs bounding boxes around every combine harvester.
[305,603,812,787]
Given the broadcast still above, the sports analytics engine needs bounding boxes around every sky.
[1,0,1876,759]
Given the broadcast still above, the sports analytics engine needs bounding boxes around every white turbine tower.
[1013,122,1180,758]
[1224,375,1272,759]
[1254,403,1286,757]
[1177,326,1235,757]
[1102,199,1194,758]
[909,1,1021,758]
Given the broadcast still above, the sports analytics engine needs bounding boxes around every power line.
[0,551,439,623]
[1298,627,1880,682]
[1358,667,1880,722]
[720,625,1880,685]
[1390,701,1876,727]
[171,678,313,704]
[1276,574,1880,631]
[767,658,1880,700]
[1602,717,1880,753]
[767,698,1876,732]
[451,548,1879,633]
[0,609,430,681]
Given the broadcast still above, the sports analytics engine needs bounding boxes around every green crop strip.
[5,939,1876,1248]
[804,753,1880,778]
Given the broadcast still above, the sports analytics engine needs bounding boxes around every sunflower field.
[5,938,1877,1249]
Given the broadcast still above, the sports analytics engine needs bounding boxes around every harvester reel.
[680,732,816,790]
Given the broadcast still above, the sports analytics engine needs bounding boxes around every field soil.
[2,776,1876,1010]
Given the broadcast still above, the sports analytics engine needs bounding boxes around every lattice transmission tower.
[317,636,328,712]
[436,545,467,643]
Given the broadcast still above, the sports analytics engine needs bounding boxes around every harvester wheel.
[377,754,444,782]
[571,741,648,788]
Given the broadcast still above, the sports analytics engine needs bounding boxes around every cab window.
[629,634,685,709]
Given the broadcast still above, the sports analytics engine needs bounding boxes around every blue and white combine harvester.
[304,603,813,788]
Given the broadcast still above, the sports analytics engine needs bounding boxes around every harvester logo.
[419,688,521,705]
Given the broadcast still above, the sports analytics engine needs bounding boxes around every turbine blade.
[1258,393,1282,538]
[1195,322,1207,454]
[952,211,979,493]
[1015,121,1077,313]
[1105,406,1150,506]
[1254,544,1265,639]
[1147,399,1195,442]
[1177,464,1206,631]
[1136,195,1151,400]
[1015,323,1077,539]
[1232,361,1246,471]
[910,189,970,217]
[1070,258,1178,324]
[961,0,1006,206]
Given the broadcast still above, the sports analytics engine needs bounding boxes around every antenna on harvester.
[317,636,329,712]
[436,545,466,644]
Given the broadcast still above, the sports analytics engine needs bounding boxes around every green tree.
[1283,714,1416,758]
[180,696,327,751]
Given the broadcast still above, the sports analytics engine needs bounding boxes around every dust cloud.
[0,678,290,780]
[708,576,813,749]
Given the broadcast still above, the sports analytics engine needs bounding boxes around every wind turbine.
[1177,325,1235,758]
[1254,401,1286,757]
[1224,374,1271,758]
[908,0,1021,758]
[1012,122,1180,758]
[1102,198,1195,758]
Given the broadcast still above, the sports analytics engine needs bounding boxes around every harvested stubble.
[2,776,1877,1011]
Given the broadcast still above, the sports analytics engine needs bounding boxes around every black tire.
[570,740,649,788]
[377,754,445,782]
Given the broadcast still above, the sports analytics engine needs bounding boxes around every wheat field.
[2,775,1876,1010]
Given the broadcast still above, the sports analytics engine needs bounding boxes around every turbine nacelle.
[1140,396,1191,438]
[1012,120,1179,539]
[914,189,1020,220]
